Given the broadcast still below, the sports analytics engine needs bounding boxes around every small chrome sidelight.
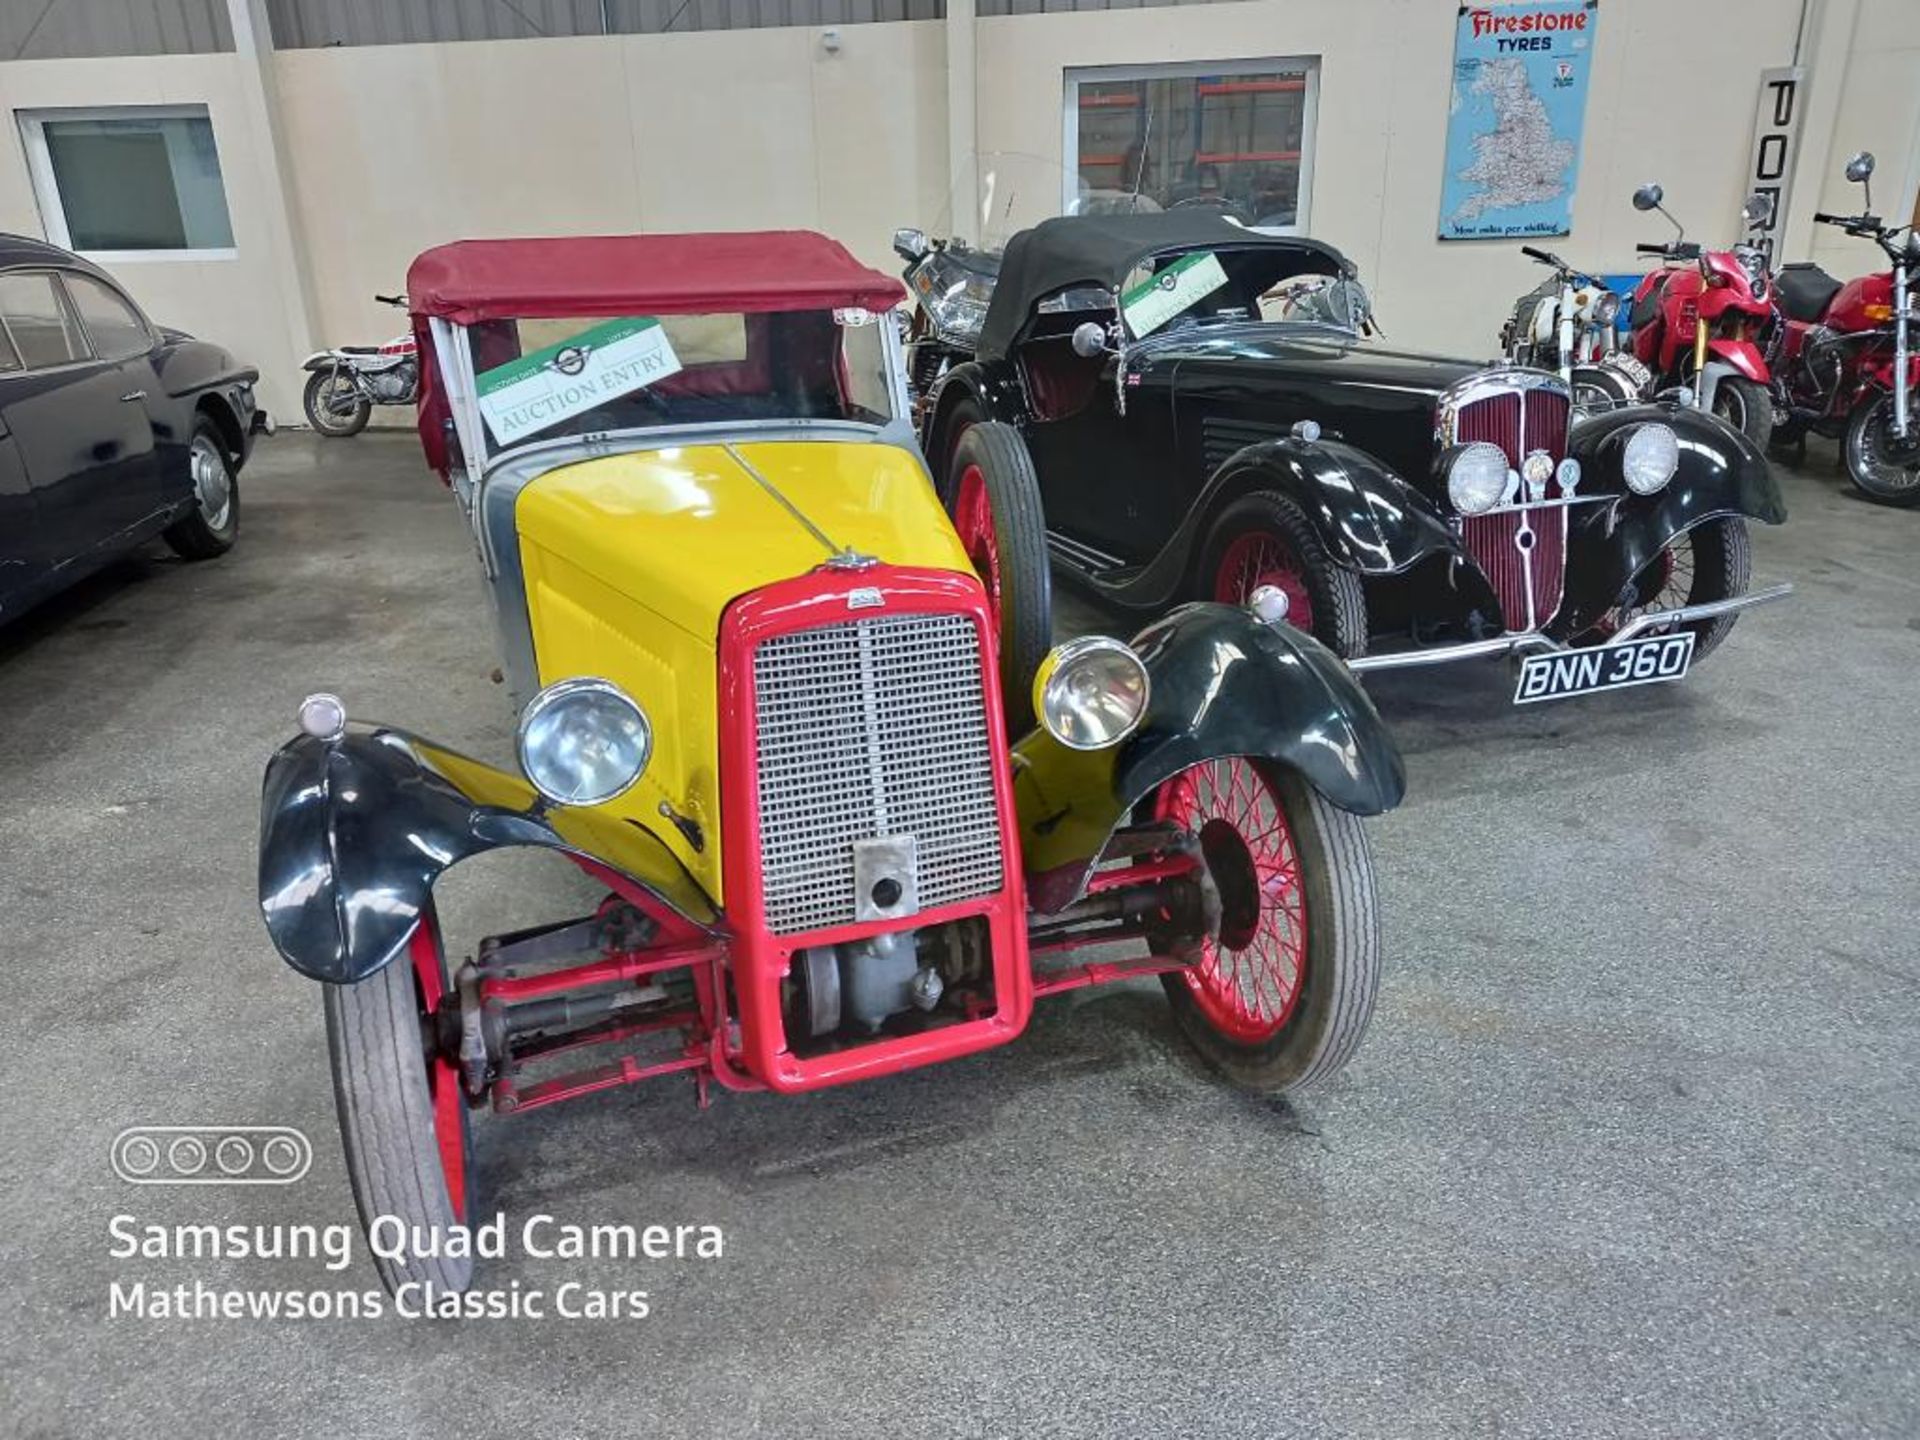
[297,693,347,742]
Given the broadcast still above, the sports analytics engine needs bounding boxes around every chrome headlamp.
[1592,290,1621,326]
[1032,637,1150,751]
[1446,441,1513,515]
[1621,422,1680,495]
[516,677,652,807]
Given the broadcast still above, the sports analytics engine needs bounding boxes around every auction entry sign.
[1440,1,1599,240]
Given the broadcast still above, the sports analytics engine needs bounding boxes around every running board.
[1046,529,1129,575]
[1347,583,1793,673]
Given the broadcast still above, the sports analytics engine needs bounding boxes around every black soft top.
[977,212,1351,360]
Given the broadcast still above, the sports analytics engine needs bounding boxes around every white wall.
[272,23,949,408]
[974,0,1833,355]
[0,52,307,414]
[0,0,1916,426]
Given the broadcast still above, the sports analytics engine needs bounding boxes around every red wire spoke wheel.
[1212,530,1317,633]
[1155,758,1309,1040]
[943,421,1053,735]
[1196,491,1367,658]
[325,904,476,1295]
[953,462,1002,628]
[1152,757,1381,1094]
[1584,517,1750,663]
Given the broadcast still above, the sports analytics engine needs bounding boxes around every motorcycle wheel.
[1153,757,1380,1096]
[1711,375,1774,450]
[303,369,372,438]
[1843,392,1920,507]
[325,907,474,1297]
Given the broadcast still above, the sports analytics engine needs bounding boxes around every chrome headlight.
[1593,290,1620,326]
[516,677,652,807]
[1446,442,1513,515]
[1622,422,1680,495]
[1032,637,1150,751]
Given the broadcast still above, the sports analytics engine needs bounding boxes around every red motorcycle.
[1626,183,1777,448]
[1770,151,1920,506]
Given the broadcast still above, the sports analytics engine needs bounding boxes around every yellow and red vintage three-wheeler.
[256,231,1406,1293]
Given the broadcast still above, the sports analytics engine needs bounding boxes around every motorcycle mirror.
[1845,151,1875,183]
[892,227,930,263]
[1741,192,1774,228]
[1631,183,1664,212]
[1071,321,1111,359]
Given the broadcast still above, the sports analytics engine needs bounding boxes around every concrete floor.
[2,431,1916,1438]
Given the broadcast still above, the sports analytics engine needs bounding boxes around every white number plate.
[1513,632,1695,704]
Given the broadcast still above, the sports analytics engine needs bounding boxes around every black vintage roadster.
[918,212,1791,705]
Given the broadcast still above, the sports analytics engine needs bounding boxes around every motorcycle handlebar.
[1635,243,1670,256]
[1813,212,1845,226]
[1521,245,1556,265]
[374,293,405,307]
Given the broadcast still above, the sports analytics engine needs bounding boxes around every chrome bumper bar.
[1346,582,1794,674]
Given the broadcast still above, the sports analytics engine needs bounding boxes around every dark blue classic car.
[0,233,266,624]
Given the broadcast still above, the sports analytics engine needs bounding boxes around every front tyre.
[1711,374,1774,451]
[945,421,1053,735]
[325,908,474,1296]
[1591,516,1752,664]
[162,419,240,560]
[1154,758,1380,1095]
[303,368,372,437]
[1843,392,1920,507]
[1199,491,1368,659]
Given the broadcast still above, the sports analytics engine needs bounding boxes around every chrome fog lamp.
[1033,637,1150,751]
[1446,442,1512,515]
[1622,422,1680,495]
[517,677,652,807]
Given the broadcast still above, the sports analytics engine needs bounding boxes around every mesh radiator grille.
[752,611,1003,936]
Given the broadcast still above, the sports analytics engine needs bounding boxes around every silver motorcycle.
[1499,247,1650,410]
[300,293,418,438]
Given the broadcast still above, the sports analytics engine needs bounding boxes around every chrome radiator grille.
[752,611,1003,936]
[1452,383,1572,631]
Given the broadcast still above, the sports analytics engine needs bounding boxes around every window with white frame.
[1064,59,1319,233]
[18,106,235,257]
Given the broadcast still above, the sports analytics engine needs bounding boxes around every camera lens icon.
[113,1126,311,1185]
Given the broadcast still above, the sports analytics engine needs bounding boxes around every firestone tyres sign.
[1440,1,1600,240]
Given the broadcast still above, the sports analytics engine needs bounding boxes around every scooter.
[1769,151,1920,506]
[1500,245,1651,410]
[1626,185,1777,447]
[300,294,418,438]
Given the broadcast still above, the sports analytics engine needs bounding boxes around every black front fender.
[1013,603,1406,914]
[1218,436,1465,576]
[259,726,716,984]
[1553,404,1787,638]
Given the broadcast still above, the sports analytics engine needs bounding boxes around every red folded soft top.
[406,231,904,324]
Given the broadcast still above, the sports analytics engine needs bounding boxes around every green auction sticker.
[476,316,682,445]
[1121,252,1229,337]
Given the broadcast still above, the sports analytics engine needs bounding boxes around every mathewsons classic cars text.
[107,1212,724,1321]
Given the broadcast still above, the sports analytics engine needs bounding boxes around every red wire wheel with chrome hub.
[1152,757,1381,1094]
[1584,517,1751,664]
[944,421,1053,734]
[325,903,475,1294]
[1198,491,1367,658]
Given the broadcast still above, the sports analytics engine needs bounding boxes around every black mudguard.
[258,726,716,985]
[1101,435,1469,612]
[921,361,1027,490]
[1013,602,1406,914]
[1551,403,1787,639]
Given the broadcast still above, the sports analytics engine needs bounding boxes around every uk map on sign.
[1440,1,1598,240]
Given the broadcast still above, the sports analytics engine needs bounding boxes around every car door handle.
[120,390,147,402]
